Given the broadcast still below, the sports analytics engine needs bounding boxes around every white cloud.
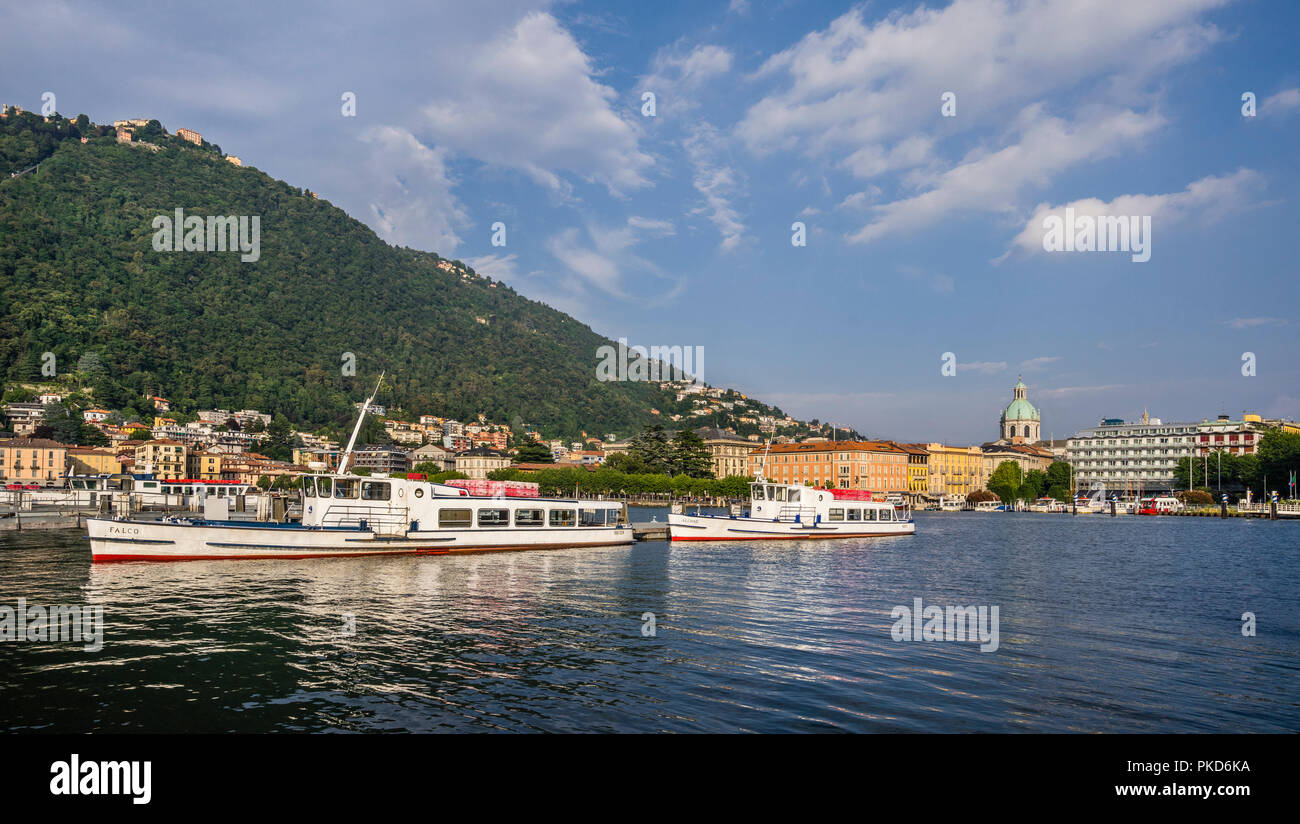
[1005,168,1261,258]
[1224,317,1288,329]
[1263,87,1300,114]
[684,124,747,251]
[419,11,653,194]
[1021,356,1062,370]
[851,105,1164,243]
[545,217,685,299]
[626,216,676,236]
[359,126,466,253]
[739,0,1227,157]
[961,361,1007,374]
[463,253,520,282]
[1037,384,1128,399]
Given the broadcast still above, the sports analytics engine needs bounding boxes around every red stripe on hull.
[670,532,910,541]
[91,540,634,563]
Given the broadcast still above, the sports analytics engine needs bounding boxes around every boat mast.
[339,372,384,475]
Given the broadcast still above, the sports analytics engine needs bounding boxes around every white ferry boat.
[667,482,914,541]
[85,376,633,562]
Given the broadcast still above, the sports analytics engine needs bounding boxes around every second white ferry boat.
[668,481,915,541]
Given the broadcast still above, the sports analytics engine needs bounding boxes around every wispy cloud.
[1037,384,1128,399]
[1021,356,1062,371]
[1263,87,1300,115]
[1224,317,1288,329]
[961,361,1007,375]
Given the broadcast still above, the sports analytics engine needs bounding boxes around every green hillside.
[0,111,693,438]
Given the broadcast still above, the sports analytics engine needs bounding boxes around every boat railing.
[319,504,409,531]
[776,505,819,523]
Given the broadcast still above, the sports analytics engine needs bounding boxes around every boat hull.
[668,512,914,541]
[86,517,634,562]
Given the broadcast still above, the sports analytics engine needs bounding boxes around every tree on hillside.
[514,441,553,463]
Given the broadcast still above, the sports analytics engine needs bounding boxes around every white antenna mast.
[339,372,384,475]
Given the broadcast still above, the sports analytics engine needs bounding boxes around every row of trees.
[984,460,1074,504]
[1172,430,1300,497]
[485,465,753,499]
[609,425,715,477]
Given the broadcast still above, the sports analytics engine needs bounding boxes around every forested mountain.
[0,111,710,438]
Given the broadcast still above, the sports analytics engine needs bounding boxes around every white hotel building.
[1067,412,1274,495]
[1067,412,1201,495]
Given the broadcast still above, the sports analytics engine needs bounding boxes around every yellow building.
[456,447,512,480]
[925,443,984,500]
[0,438,69,487]
[694,427,754,479]
[980,443,1054,488]
[895,443,930,502]
[186,451,223,480]
[67,446,123,477]
[747,441,909,496]
[133,439,187,480]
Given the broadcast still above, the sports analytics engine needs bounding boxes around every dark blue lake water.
[1,510,1296,732]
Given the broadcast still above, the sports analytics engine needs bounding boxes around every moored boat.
[85,374,634,561]
[668,481,914,541]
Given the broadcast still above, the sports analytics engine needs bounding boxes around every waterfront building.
[456,446,512,480]
[746,441,909,497]
[1067,410,1197,495]
[186,451,223,480]
[694,427,754,478]
[67,446,122,477]
[0,438,69,486]
[924,443,984,500]
[1193,414,1272,456]
[895,443,930,503]
[133,439,187,480]
[980,442,1054,485]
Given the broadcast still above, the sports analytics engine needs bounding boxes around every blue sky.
[2,0,1297,443]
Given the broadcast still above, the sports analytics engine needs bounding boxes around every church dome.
[1002,398,1040,421]
[1001,376,1039,422]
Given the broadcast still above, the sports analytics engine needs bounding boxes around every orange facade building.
[746,440,909,497]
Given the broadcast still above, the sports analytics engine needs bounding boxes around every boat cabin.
[747,482,905,524]
[299,473,628,534]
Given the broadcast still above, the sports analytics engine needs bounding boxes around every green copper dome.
[1002,398,1040,421]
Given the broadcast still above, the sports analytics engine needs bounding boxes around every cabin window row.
[438,507,618,528]
[827,507,894,522]
[304,478,391,500]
